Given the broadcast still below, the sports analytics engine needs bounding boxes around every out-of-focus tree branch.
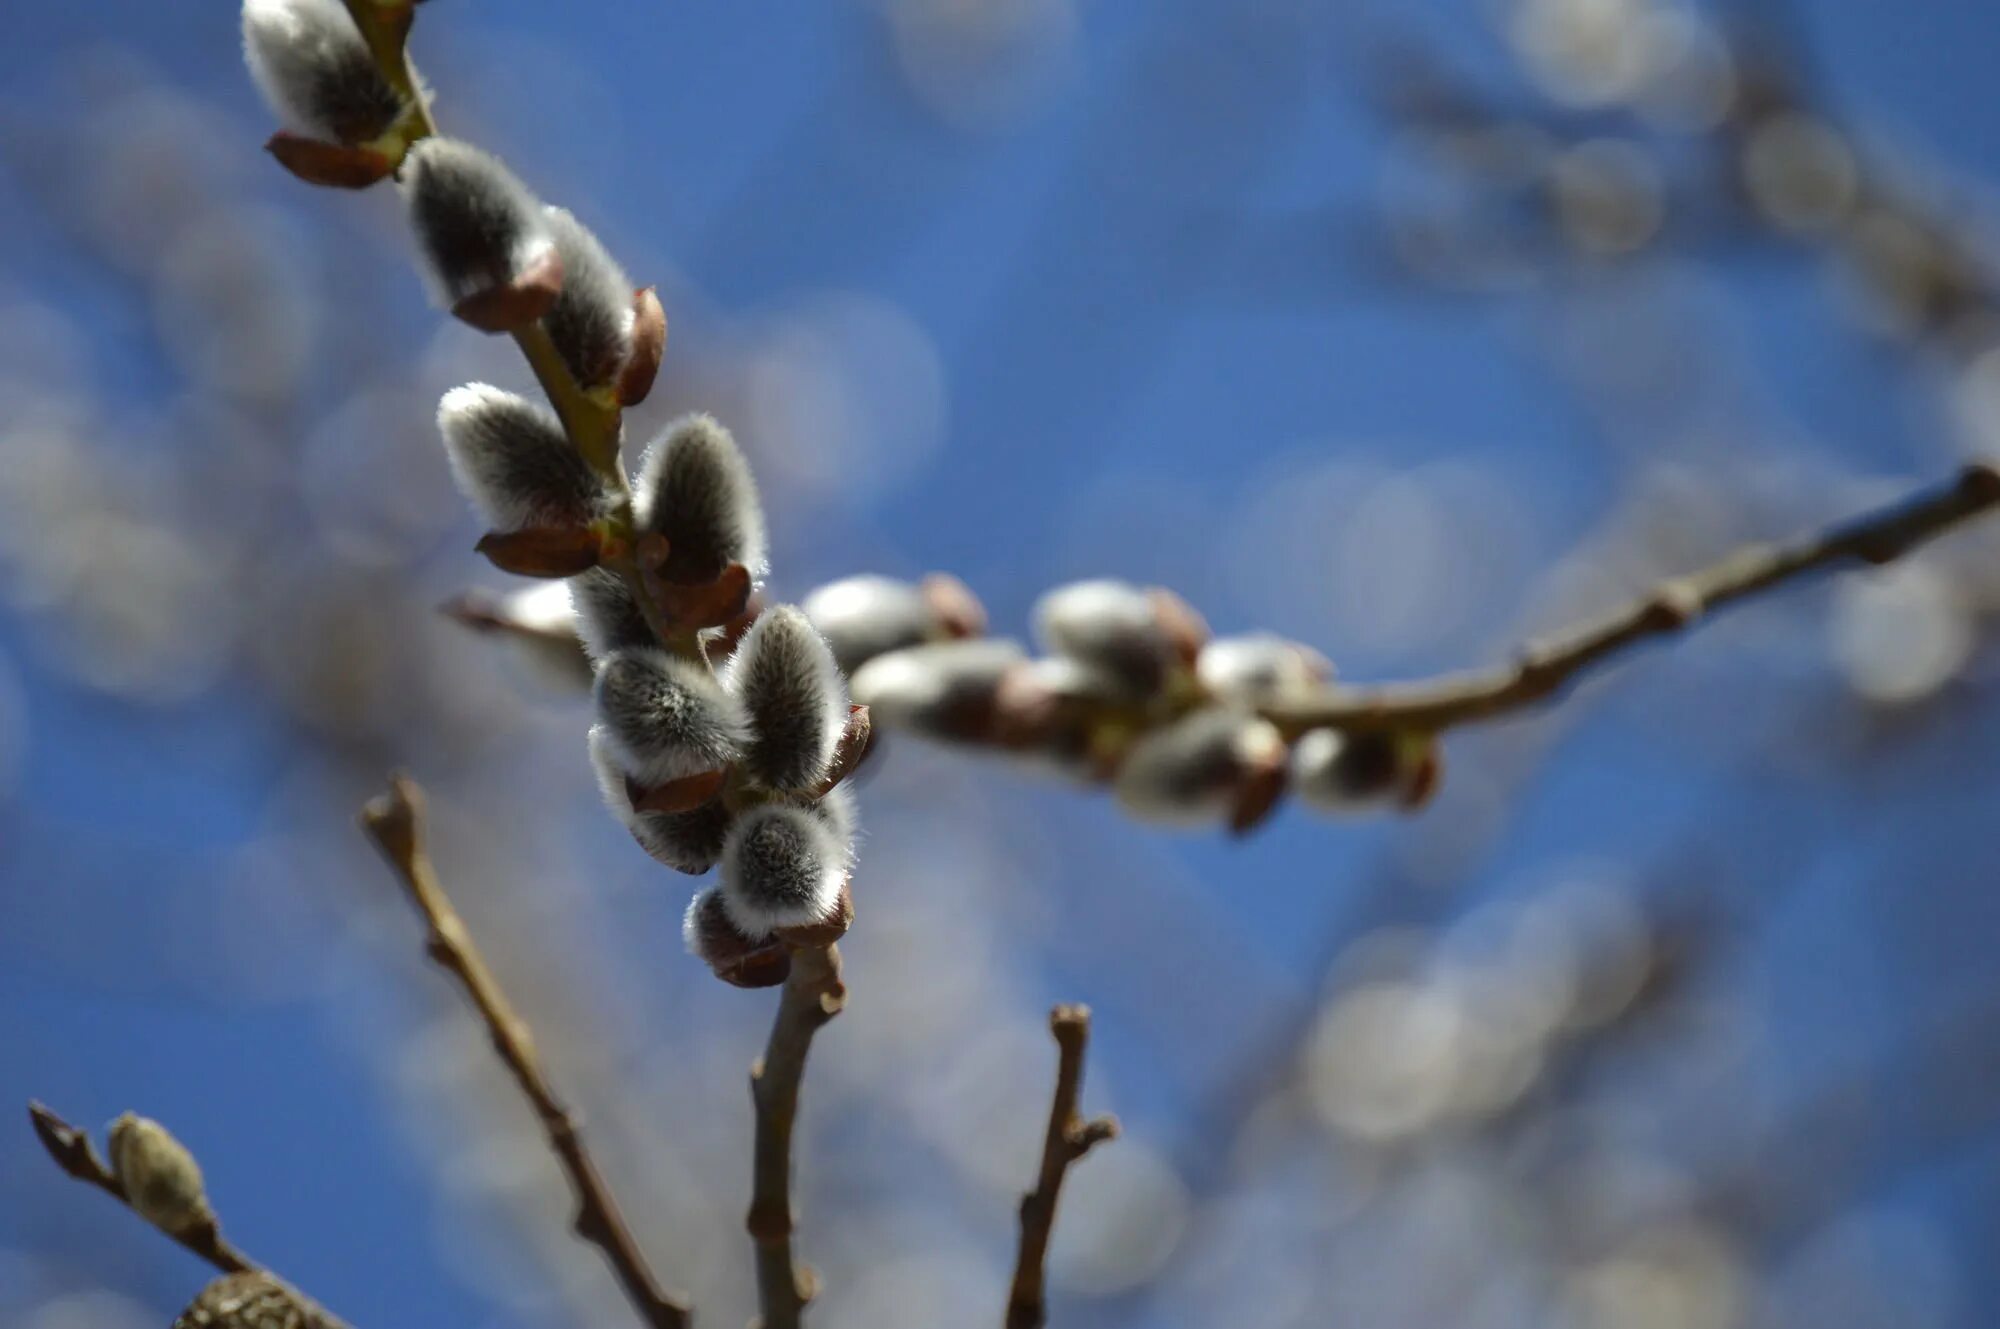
[359,774,692,1329]
[1007,1005,1119,1329]
[1262,461,2000,735]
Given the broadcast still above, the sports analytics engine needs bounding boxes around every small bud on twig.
[541,207,636,393]
[1196,633,1334,705]
[848,638,1027,741]
[1034,580,1183,698]
[174,1272,336,1329]
[619,287,668,407]
[107,1112,211,1239]
[719,803,854,938]
[1113,706,1288,827]
[724,605,850,793]
[1290,727,1441,812]
[402,138,564,332]
[801,573,981,673]
[634,414,769,585]
[593,649,750,786]
[438,384,611,533]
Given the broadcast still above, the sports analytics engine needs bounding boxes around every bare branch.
[747,943,847,1329]
[1007,1005,1120,1329]
[359,774,692,1329]
[1262,463,2000,736]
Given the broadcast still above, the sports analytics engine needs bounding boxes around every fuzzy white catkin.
[848,637,1026,738]
[241,0,404,144]
[587,725,735,873]
[108,1113,210,1237]
[634,414,769,584]
[1195,633,1332,705]
[437,384,609,531]
[402,138,554,308]
[593,648,750,786]
[175,1272,333,1329]
[1114,706,1285,826]
[541,207,634,391]
[1034,579,1175,697]
[724,605,849,792]
[569,566,655,663]
[719,802,852,936]
[802,575,940,673]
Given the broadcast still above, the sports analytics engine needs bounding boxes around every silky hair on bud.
[1196,633,1333,705]
[242,0,405,145]
[1114,706,1285,826]
[542,207,634,391]
[593,648,749,786]
[849,638,1026,740]
[725,605,849,792]
[437,384,608,531]
[569,566,656,662]
[108,1113,210,1238]
[1034,579,1175,697]
[588,725,735,872]
[802,574,939,673]
[719,803,850,936]
[402,138,554,308]
[636,414,768,584]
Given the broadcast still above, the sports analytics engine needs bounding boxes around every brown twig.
[1007,1005,1120,1329]
[746,943,847,1329]
[359,774,691,1329]
[1262,462,2000,736]
[27,1102,258,1275]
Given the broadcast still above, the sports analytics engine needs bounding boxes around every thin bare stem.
[1006,1005,1119,1329]
[747,943,847,1329]
[359,774,691,1329]
[1261,462,2000,736]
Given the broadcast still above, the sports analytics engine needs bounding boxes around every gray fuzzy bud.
[108,1113,210,1238]
[588,725,734,873]
[1034,579,1175,697]
[569,566,656,662]
[1291,728,1434,813]
[542,207,634,391]
[848,638,1026,740]
[719,802,852,936]
[593,648,749,786]
[242,0,405,145]
[403,138,555,310]
[802,575,938,673]
[437,383,609,531]
[1114,707,1286,826]
[724,605,848,792]
[635,414,768,584]
[1195,633,1332,705]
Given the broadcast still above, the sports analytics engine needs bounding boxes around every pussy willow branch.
[1007,1006,1118,1329]
[1260,462,2000,737]
[358,774,692,1329]
[746,943,846,1329]
[26,1103,354,1329]
[337,0,684,654]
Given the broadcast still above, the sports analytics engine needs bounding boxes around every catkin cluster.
[244,0,863,986]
